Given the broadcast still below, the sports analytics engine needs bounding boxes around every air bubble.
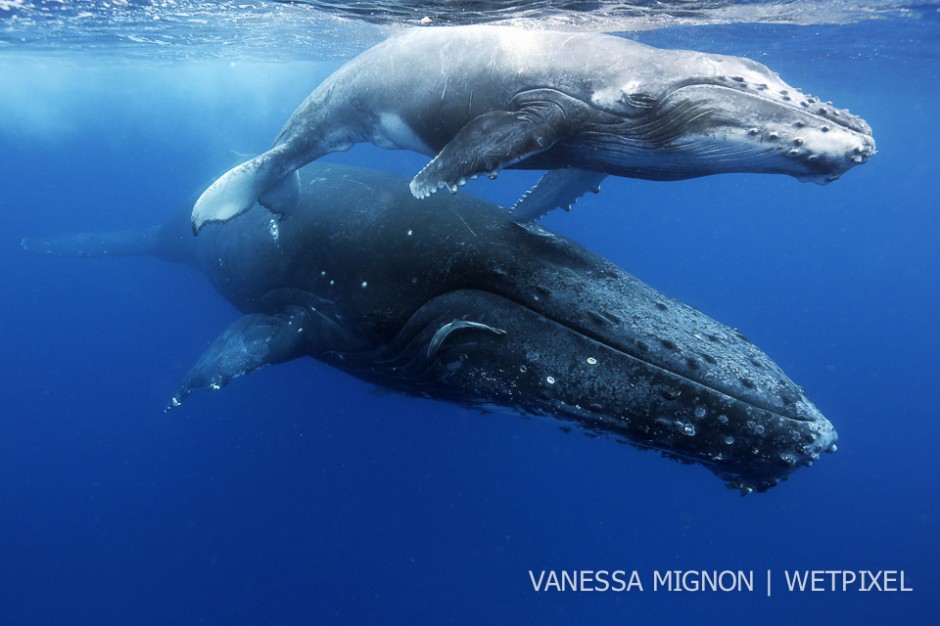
[694,406,706,419]
[717,414,729,424]
[586,357,597,365]
[724,436,734,445]
[546,376,556,385]
[361,281,368,288]
[681,423,696,436]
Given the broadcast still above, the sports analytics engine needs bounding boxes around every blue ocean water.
[1,2,938,624]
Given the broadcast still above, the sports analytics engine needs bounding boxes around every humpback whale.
[27,163,837,493]
[192,25,875,230]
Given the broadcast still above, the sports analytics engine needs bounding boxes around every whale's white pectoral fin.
[167,308,311,411]
[511,169,608,222]
[191,152,280,234]
[410,103,566,199]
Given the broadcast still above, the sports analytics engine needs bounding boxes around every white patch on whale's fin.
[409,102,566,199]
[166,308,311,411]
[427,319,507,358]
[192,150,280,234]
[511,169,607,222]
[259,169,301,218]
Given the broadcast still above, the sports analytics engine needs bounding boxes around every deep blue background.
[1,20,937,626]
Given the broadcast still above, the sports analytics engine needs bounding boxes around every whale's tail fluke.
[22,216,199,267]
[21,227,164,258]
[191,150,300,234]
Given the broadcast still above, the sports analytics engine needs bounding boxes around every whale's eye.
[623,92,657,110]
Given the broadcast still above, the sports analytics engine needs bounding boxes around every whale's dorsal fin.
[510,169,607,222]
[167,307,313,411]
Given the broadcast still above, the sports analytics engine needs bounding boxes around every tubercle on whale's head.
[699,399,839,494]
[595,351,840,494]
[588,49,875,183]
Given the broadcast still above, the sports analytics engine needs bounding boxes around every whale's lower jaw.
[324,289,837,493]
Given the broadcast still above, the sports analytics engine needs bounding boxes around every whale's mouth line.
[503,295,814,424]
[390,288,814,426]
[583,87,857,152]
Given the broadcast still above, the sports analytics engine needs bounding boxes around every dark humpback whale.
[27,163,837,493]
[192,25,875,230]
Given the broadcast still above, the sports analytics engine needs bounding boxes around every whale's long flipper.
[168,307,313,410]
[192,151,300,234]
[511,169,607,222]
[409,100,567,199]
[168,303,363,410]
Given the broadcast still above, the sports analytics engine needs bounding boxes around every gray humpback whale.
[192,25,875,231]
[27,163,836,493]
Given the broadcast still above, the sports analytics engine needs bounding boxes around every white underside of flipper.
[192,152,279,233]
